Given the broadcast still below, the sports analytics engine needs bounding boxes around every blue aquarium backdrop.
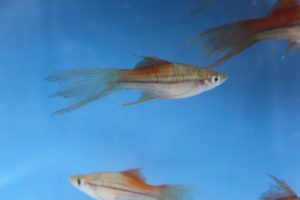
[0,0,299,200]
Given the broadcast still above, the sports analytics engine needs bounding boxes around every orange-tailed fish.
[46,56,226,115]
[69,168,194,200]
[195,0,300,68]
[260,175,299,200]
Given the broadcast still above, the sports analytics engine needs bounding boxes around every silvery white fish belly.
[122,79,219,99]
[92,186,159,200]
[121,63,226,100]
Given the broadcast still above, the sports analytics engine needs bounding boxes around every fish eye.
[77,178,81,186]
[211,75,219,83]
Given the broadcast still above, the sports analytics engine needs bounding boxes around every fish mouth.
[69,176,81,186]
[220,74,227,82]
[69,176,76,184]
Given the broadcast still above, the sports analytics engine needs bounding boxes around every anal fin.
[121,92,157,106]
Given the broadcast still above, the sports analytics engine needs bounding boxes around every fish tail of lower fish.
[46,68,122,115]
[196,21,260,68]
[157,185,197,200]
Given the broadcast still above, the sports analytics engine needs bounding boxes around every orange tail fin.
[198,21,259,68]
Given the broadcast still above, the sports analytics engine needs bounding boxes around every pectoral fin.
[121,92,157,106]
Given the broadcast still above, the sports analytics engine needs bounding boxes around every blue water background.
[0,0,299,200]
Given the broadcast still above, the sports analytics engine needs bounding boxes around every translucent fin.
[121,168,146,182]
[207,36,257,68]
[46,68,121,115]
[190,0,213,15]
[121,92,156,106]
[193,22,258,68]
[158,185,197,200]
[260,175,298,200]
[268,175,297,196]
[135,56,171,69]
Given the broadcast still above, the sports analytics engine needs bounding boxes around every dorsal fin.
[268,175,296,196]
[135,57,171,69]
[260,175,298,200]
[269,0,299,15]
[122,168,146,182]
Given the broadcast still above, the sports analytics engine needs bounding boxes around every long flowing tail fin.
[158,185,197,200]
[196,21,259,68]
[46,68,121,115]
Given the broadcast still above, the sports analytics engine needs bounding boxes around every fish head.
[201,69,227,90]
[69,174,100,199]
[69,172,127,199]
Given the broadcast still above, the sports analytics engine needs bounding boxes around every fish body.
[69,169,193,200]
[197,0,300,68]
[260,175,299,200]
[120,63,223,99]
[46,57,226,114]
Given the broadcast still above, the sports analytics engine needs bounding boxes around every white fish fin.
[46,68,121,115]
[260,175,297,200]
[121,168,146,182]
[269,0,299,15]
[135,56,171,69]
[158,185,197,200]
[121,92,157,106]
[286,41,300,51]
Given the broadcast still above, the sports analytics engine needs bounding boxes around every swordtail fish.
[196,0,300,68]
[46,56,226,115]
[69,169,196,200]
